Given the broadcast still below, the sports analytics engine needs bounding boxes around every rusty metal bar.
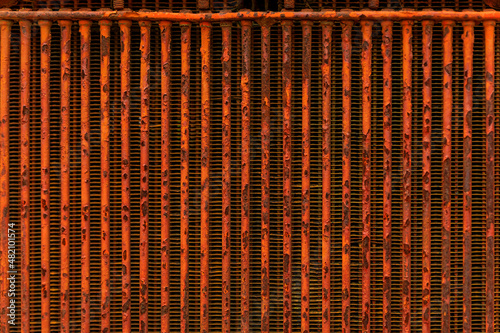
[301,16,312,333]
[240,18,251,333]
[361,19,372,333]
[99,18,111,333]
[341,18,353,333]
[0,18,11,333]
[484,18,495,333]
[159,19,172,333]
[79,18,91,333]
[200,20,210,333]
[119,19,132,333]
[281,18,292,333]
[421,18,433,333]
[260,20,271,333]
[197,0,209,11]
[402,19,412,333]
[221,20,232,333]
[381,19,392,333]
[39,19,52,333]
[139,19,151,333]
[462,20,474,333]
[19,18,31,333]
[321,19,332,333]
[6,9,500,21]
[59,17,71,333]
[441,19,453,333]
[180,20,191,333]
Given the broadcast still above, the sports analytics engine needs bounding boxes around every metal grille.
[1,2,500,333]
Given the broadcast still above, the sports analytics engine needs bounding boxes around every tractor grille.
[0,1,499,332]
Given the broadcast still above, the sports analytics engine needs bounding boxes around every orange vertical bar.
[99,18,111,333]
[441,19,454,333]
[421,18,433,333]
[401,19,413,333]
[139,20,151,333]
[39,19,52,333]
[341,18,353,333]
[240,18,251,333]
[59,17,72,333]
[79,18,91,333]
[119,19,132,333]
[321,19,333,333]
[260,20,271,333]
[381,19,392,333]
[361,19,373,333]
[462,20,474,333]
[484,18,495,333]
[200,20,211,333]
[0,17,11,333]
[281,18,292,333]
[180,20,191,333]
[221,20,232,333]
[159,19,172,333]
[19,17,31,333]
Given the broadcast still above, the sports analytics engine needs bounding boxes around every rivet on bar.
[19,16,31,333]
[99,17,112,333]
[180,19,191,333]
[381,18,392,333]
[341,17,353,333]
[39,17,52,333]
[59,16,72,333]
[484,18,495,333]
[159,19,172,333]
[361,18,373,333]
[462,20,474,333]
[260,18,272,333]
[441,18,454,333]
[119,18,132,333]
[0,16,11,333]
[240,17,251,333]
[421,18,433,333]
[301,14,312,333]
[139,18,151,333]
[221,19,232,333]
[401,19,413,333]
[79,17,92,333]
[200,19,211,333]
[321,18,333,333]
[281,17,292,333]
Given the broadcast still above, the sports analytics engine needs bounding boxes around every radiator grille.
[1,2,500,333]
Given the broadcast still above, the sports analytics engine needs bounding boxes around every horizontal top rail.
[0,9,499,22]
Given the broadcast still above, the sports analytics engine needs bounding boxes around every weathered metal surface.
[119,19,132,333]
[381,19,392,333]
[180,19,191,333]
[281,18,292,333]
[441,19,454,333]
[421,18,433,333]
[39,18,52,333]
[321,19,332,333]
[341,18,352,333]
[401,19,412,333]
[240,18,251,333]
[462,20,474,333]
[484,19,495,333]
[260,19,271,333]
[159,19,172,333]
[221,20,232,333]
[19,17,31,333]
[361,19,372,333]
[79,18,91,333]
[200,19,211,333]
[59,17,72,333]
